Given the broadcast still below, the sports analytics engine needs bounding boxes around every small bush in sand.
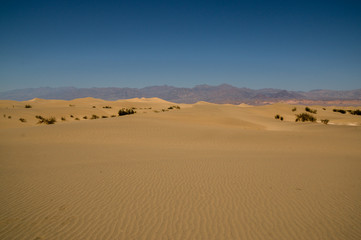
[70,115,74,118]
[75,118,80,120]
[118,108,136,116]
[348,109,361,115]
[154,110,159,113]
[83,116,88,119]
[101,116,108,118]
[8,116,11,119]
[333,109,346,114]
[305,107,317,114]
[92,106,96,108]
[36,115,56,124]
[103,106,112,109]
[25,104,32,108]
[295,113,316,122]
[322,108,326,110]
[61,117,66,121]
[292,107,297,112]
[321,119,329,124]
[91,114,99,119]
[69,104,75,107]
[275,114,284,121]
[19,118,26,122]
[110,115,116,118]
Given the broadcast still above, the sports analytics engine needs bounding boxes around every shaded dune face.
[0,98,361,240]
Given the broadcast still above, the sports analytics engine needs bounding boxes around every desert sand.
[0,98,360,240]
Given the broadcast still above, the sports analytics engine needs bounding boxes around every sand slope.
[0,99,360,239]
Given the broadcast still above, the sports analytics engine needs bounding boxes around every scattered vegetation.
[70,115,74,118]
[101,116,108,118]
[274,114,284,121]
[92,106,96,108]
[75,118,80,120]
[83,116,88,119]
[292,107,297,112]
[322,108,326,110]
[154,110,160,113]
[91,114,99,119]
[102,106,112,109]
[69,104,75,107]
[8,116,11,119]
[305,107,317,114]
[36,115,56,124]
[19,118,26,122]
[333,109,346,114]
[61,117,66,121]
[110,115,116,118]
[118,108,136,116]
[295,113,316,122]
[168,105,181,110]
[25,104,32,108]
[321,119,329,125]
[348,109,361,115]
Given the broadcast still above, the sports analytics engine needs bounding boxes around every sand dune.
[0,98,360,239]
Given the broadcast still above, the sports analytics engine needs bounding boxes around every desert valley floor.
[0,98,360,240]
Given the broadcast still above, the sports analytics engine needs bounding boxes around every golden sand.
[0,98,360,239]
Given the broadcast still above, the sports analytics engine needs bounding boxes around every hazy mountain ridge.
[1,85,360,105]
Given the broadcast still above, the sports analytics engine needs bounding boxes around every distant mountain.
[1,84,360,105]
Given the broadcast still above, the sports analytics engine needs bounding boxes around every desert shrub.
[274,114,280,119]
[91,114,99,120]
[101,116,108,118]
[131,107,137,110]
[8,116,11,119]
[19,118,26,122]
[333,109,346,114]
[110,115,116,118]
[118,108,136,116]
[322,108,326,110]
[280,117,284,121]
[70,115,74,118]
[92,106,96,108]
[295,113,316,122]
[168,105,181,110]
[348,109,361,115]
[36,115,56,124]
[154,110,159,113]
[292,107,297,112]
[69,104,75,107]
[25,104,32,108]
[102,106,112,109]
[321,119,329,124]
[305,107,317,114]
[75,118,80,120]
[61,117,66,121]
[83,116,88,119]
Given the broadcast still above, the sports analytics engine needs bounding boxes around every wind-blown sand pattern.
[0,98,360,240]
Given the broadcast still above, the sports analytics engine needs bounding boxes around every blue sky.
[1,0,360,91]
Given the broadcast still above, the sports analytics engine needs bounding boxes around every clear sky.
[1,0,360,91]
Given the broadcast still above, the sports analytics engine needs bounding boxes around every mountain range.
[1,84,361,105]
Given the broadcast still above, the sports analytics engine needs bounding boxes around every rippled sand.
[0,98,360,239]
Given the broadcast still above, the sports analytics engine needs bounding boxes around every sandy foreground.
[0,98,360,240]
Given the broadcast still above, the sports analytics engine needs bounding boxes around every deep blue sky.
[1,0,361,91]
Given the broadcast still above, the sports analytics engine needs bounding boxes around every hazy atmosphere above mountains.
[1,0,361,91]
